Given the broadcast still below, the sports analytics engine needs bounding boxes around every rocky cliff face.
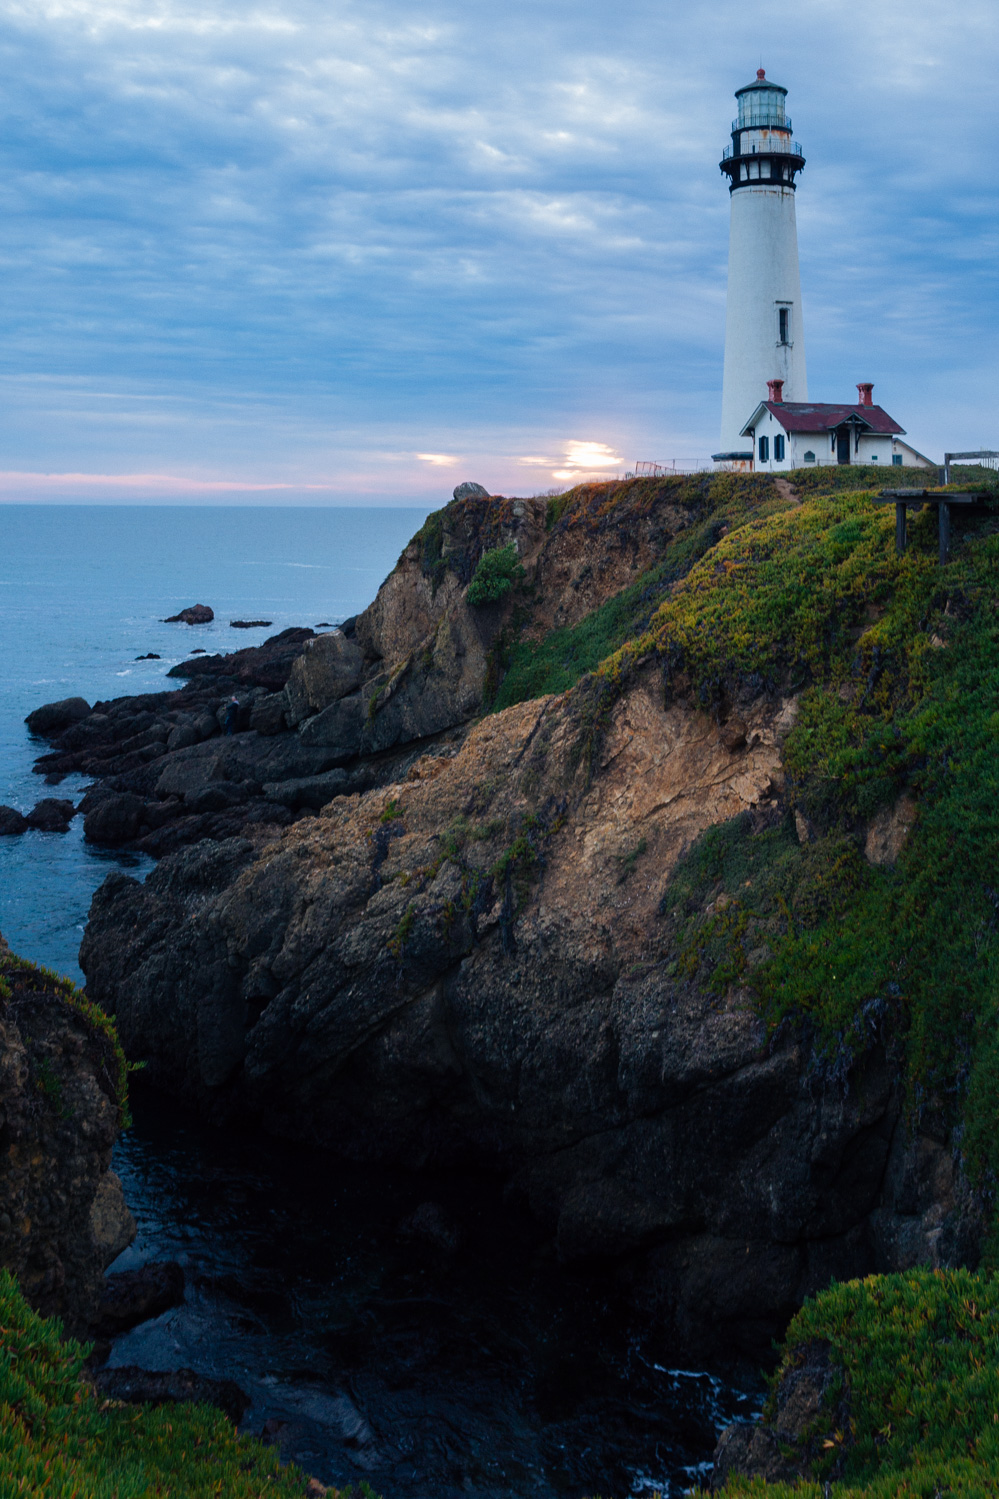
[0,938,134,1334]
[74,474,986,1360]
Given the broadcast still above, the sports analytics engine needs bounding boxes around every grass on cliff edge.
[0,1268,321,1497]
[714,1266,999,1496]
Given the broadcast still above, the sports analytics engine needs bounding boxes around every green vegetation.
[718,1267,999,1496]
[466,543,526,606]
[0,947,133,1128]
[493,473,791,710]
[0,1269,319,1497]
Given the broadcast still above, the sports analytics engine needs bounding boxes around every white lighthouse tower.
[714,70,808,466]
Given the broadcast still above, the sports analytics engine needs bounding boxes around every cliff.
[0,937,134,1334]
[75,468,998,1360]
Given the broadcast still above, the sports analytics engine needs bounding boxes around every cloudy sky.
[0,0,995,503]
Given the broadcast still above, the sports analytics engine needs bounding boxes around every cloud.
[0,0,995,499]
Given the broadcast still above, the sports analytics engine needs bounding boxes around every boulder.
[249,693,288,737]
[262,769,349,810]
[91,1260,185,1337]
[25,697,91,736]
[284,631,365,726]
[0,806,28,836]
[88,1171,137,1269]
[166,721,200,752]
[163,604,214,624]
[25,798,76,833]
[135,653,161,660]
[83,792,147,846]
[91,1366,249,1426]
[230,619,272,629]
[452,481,490,501]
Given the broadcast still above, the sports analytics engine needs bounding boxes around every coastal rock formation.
[0,937,134,1334]
[49,473,992,1361]
[0,806,28,835]
[164,604,214,624]
[79,662,976,1360]
[25,696,91,736]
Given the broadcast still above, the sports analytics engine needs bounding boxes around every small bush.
[466,544,525,606]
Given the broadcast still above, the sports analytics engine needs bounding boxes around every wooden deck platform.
[871,490,990,563]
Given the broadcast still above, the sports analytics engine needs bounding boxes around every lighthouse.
[713,70,807,467]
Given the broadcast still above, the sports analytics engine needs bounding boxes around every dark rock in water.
[230,619,272,629]
[316,622,333,628]
[91,1260,185,1337]
[25,696,91,736]
[135,652,161,660]
[25,798,76,832]
[167,627,315,689]
[0,806,28,835]
[0,936,135,1334]
[453,481,490,501]
[83,792,147,846]
[164,604,214,624]
[91,1365,249,1425]
[398,1201,461,1254]
[190,647,207,654]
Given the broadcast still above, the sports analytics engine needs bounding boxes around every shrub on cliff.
[0,1268,316,1496]
[466,543,526,606]
[717,1267,999,1495]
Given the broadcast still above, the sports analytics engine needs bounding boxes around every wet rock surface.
[164,604,214,624]
[91,1259,185,1337]
[92,1364,249,1424]
[0,936,134,1334]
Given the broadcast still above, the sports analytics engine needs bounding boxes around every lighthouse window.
[774,435,785,461]
[758,435,769,462]
[778,307,790,344]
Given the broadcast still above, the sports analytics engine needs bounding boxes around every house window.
[803,450,815,464]
[758,435,769,462]
[774,435,785,461]
[892,454,903,466]
[778,307,790,344]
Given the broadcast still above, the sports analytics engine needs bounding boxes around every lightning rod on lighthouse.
[713,70,807,467]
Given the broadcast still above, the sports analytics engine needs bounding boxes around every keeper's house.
[740,380,935,471]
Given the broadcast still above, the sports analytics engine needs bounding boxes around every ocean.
[0,503,431,980]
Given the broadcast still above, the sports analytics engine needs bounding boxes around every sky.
[0,0,995,504]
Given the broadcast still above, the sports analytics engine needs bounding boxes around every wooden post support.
[895,502,907,555]
[939,501,951,565]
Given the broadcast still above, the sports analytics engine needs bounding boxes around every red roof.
[753,401,905,435]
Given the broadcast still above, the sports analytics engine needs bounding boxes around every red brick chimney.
[856,382,874,407]
[767,379,784,404]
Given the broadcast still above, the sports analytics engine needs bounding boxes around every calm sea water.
[0,503,759,1497]
[0,503,430,981]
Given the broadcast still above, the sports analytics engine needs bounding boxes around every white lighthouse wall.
[719,185,807,455]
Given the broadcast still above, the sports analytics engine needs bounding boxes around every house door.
[836,428,851,465]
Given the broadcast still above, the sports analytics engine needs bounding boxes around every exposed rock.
[0,806,28,836]
[164,604,214,624]
[230,619,272,628]
[864,793,917,866]
[25,798,76,832]
[713,1339,846,1487]
[135,652,161,660]
[284,631,365,726]
[262,769,349,810]
[453,481,490,501]
[91,1365,249,1425]
[91,1260,185,1337]
[25,697,91,735]
[0,936,134,1334]
[249,692,288,737]
[79,681,941,1359]
[167,627,315,688]
[83,792,147,846]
